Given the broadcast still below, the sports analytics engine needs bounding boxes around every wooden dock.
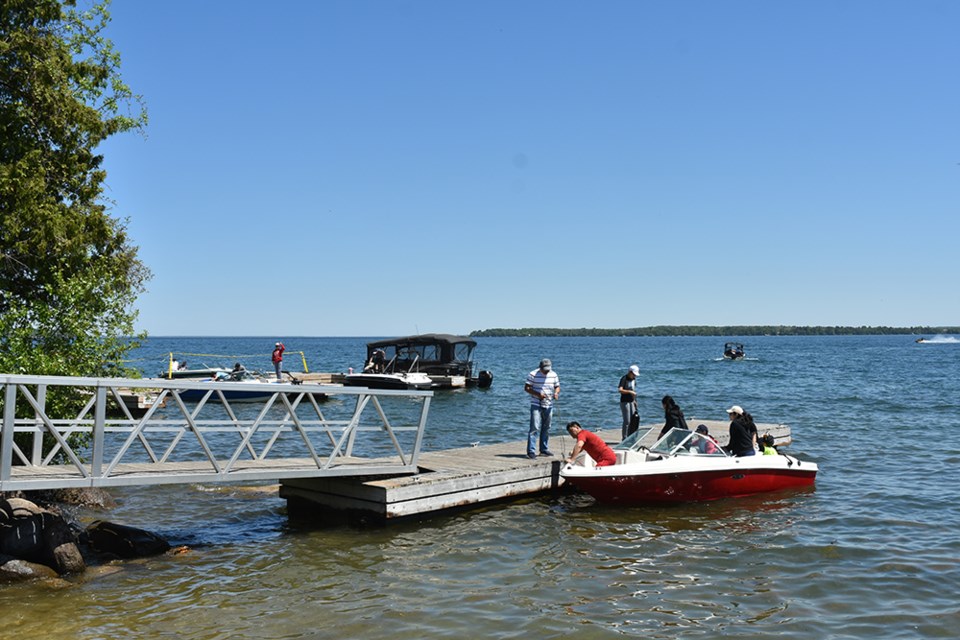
[280,419,793,522]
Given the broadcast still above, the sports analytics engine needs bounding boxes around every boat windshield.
[613,427,654,450]
[650,428,728,457]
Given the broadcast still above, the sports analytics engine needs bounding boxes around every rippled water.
[4,335,959,638]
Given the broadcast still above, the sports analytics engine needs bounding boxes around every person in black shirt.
[658,395,689,439]
[726,405,756,456]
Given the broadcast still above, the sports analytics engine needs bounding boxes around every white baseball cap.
[629,365,640,376]
[726,405,743,415]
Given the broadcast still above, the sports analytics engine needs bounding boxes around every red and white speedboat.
[560,428,817,505]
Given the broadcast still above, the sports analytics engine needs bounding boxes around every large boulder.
[0,498,85,575]
[0,556,60,582]
[43,511,85,574]
[83,520,171,559]
[0,499,44,561]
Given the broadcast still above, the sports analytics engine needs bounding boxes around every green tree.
[1,0,149,382]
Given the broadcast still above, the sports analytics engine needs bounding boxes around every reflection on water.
[3,335,960,638]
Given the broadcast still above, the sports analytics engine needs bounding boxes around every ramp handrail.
[0,374,432,491]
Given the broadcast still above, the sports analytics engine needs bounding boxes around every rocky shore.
[1,490,172,584]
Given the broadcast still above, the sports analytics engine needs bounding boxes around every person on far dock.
[272,341,285,381]
[618,364,640,439]
[524,358,560,459]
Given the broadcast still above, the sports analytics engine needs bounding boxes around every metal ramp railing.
[0,374,431,491]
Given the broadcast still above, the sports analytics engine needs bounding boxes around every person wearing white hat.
[618,364,641,439]
[524,358,560,459]
[726,405,755,456]
[271,341,285,380]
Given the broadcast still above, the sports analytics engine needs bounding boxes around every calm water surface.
[4,335,959,638]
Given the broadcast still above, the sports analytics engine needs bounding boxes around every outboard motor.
[477,370,494,388]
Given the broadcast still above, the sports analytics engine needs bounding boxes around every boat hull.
[343,373,433,390]
[562,456,816,505]
[158,368,228,380]
[173,380,327,403]
[176,388,278,402]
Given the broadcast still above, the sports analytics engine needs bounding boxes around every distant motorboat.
[916,336,959,344]
[159,366,229,380]
[722,342,745,360]
[174,370,322,402]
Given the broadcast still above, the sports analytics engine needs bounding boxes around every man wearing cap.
[272,341,285,381]
[524,358,560,459]
[618,364,641,439]
[726,405,755,456]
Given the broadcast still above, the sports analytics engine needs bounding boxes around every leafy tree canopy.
[1,0,149,379]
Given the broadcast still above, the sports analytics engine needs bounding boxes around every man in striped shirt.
[524,358,560,459]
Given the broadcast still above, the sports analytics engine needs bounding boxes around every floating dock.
[280,420,793,522]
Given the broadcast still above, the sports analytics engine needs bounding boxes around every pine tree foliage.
[1,0,150,380]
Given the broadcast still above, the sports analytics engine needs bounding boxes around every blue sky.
[99,0,959,336]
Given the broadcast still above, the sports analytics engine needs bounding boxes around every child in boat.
[692,424,720,454]
[761,434,778,455]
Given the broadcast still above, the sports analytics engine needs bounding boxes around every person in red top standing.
[565,421,617,467]
[272,341,285,380]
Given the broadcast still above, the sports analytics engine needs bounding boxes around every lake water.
[4,335,959,638]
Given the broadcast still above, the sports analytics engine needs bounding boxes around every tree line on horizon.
[469,326,960,337]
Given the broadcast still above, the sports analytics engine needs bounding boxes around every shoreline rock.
[82,520,171,559]
[0,498,85,578]
[0,493,171,583]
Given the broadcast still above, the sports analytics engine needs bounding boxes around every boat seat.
[616,450,646,465]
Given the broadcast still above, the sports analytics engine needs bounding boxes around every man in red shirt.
[565,421,617,467]
[272,341,285,380]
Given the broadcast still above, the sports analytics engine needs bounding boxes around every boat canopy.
[365,334,477,376]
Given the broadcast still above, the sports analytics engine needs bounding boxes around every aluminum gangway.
[0,374,432,491]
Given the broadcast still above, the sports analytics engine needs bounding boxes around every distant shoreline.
[470,326,960,337]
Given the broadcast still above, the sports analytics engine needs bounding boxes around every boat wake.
[917,335,959,344]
